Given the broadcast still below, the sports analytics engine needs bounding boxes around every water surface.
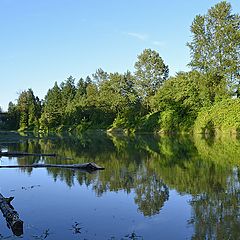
[0,132,239,239]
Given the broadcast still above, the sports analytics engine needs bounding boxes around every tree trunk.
[0,193,23,236]
[0,162,104,171]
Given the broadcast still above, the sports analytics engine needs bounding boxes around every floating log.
[0,152,56,157]
[0,162,105,171]
[0,193,23,236]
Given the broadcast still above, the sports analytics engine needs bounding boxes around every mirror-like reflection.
[0,131,239,239]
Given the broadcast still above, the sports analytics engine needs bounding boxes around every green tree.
[97,71,141,130]
[76,78,87,97]
[7,102,19,130]
[27,89,41,130]
[60,76,77,127]
[151,71,204,131]
[92,68,109,86]
[99,71,137,112]
[134,49,169,104]
[40,82,62,131]
[60,76,76,109]
[187,1,240,95]
[152,71,201,111]
[85,81,99,107]
[34,96,42,126]
[17,90,29,130]
[17,89,40,131]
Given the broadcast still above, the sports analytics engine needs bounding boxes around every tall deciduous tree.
[98,71,137,113]
[187,1,240,95]
[134,49,169,102]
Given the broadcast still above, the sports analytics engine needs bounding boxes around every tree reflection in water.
[2,131,240,238]
[134,172,169,216]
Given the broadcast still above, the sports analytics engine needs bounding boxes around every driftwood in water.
[0,151,56,157]
[0,193,23,236]
[0,162,105,171]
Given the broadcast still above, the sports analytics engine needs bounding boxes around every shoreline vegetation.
[1,1,240,137]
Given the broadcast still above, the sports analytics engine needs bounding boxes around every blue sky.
[0,0,239,110]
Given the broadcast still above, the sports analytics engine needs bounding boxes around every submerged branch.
[0,152,56,157]
[0,162,105,171]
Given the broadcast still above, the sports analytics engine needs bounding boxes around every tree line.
[1,1,240,134]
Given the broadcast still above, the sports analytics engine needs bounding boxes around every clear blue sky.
[0,0,239,111]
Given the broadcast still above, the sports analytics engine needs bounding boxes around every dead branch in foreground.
[0,193,23,236]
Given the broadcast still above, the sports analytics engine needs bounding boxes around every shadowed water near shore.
[0,131,239,239]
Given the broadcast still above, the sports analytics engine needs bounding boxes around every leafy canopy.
[187,1,240,91]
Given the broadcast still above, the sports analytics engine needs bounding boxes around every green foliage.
[40,82,62,131]
[17,89,42,131]
[194,99,240,134]
[60,76,76,108]
[152,71,202,111]
[150,71,204,132]
[99,71,137,112]
[111,111,139,134]
[194,134,240,166]
[6,102,19,130]
[92,68,109,85]
[187,1,240,95]
[136,112,161,133]
[159,109,179,132]
[134,48,169,106]
[198,73,230,106]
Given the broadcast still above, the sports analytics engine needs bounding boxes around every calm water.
[0,131,239,240]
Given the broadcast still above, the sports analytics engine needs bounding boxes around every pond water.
[0,131,239,240]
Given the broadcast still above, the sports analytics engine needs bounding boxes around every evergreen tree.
[16,89,40,131]
[60,76,76,108]
[7,102,19,130]
[92,68,109,86]
[40,82,62,131]
[76,78,87,97]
